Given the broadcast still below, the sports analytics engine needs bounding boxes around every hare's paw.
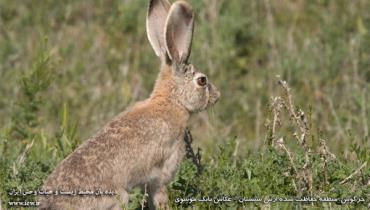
[148,186,169,210]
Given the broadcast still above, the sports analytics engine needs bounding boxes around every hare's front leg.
[148,141,185,209]
[148,184,169,210]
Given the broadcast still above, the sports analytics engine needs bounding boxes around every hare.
[38,0,220,209]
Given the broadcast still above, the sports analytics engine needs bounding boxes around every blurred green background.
[0,0,369,209]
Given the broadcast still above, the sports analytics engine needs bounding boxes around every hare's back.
[42,104,173,189]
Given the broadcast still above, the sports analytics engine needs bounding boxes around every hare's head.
[147,0,220,113]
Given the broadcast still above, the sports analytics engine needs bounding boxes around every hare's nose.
[208,84,220,105]
[213,89,221,103]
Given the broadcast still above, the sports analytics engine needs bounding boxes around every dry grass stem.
[275,137,298,192]
[318,139,336,184]
[278,80,313,193]
[232,139,240,166]
[12,139,34,177]
[271,96,283,141]
[340,161,368,185]
[140,184,148,210]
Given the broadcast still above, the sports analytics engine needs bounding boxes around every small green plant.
[9,38,53,141]
[0,38,80,209]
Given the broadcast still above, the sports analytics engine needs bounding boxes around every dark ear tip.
[172,1,194,18]
[148,0,154,12]
[148,0,158,12]
[148,0,171,14]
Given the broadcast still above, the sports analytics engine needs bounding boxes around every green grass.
[0,0,369,209]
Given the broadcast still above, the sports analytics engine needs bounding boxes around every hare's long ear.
[147,0,171,59]
[165,1,194,64]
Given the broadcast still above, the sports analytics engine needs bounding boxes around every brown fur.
[38,1,220,209]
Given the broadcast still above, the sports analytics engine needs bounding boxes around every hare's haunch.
[39,0,220,209]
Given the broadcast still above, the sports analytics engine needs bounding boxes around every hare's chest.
[162,126,186,163]
[159,138,186,182]
[147,118,187,183]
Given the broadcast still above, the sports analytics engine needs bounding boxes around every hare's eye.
[197,76,207,86]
